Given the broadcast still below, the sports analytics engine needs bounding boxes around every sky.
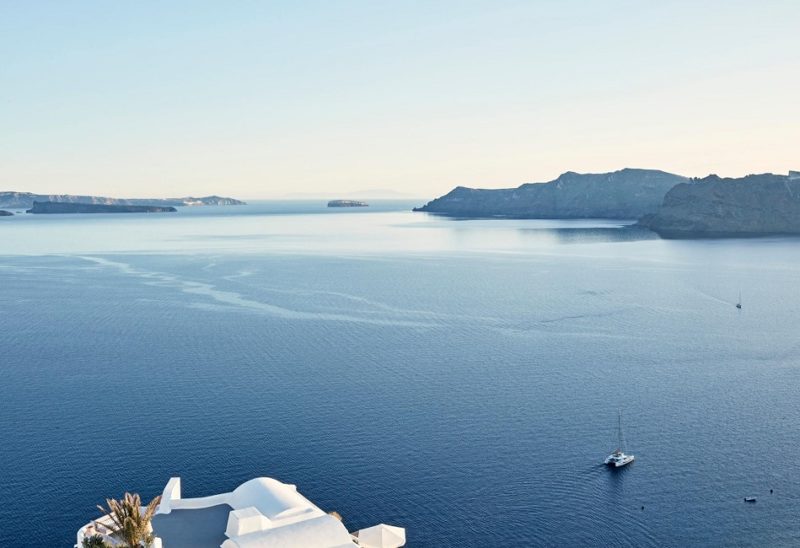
[1,1,799,199]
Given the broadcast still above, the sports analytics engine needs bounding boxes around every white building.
[76,477,405,548]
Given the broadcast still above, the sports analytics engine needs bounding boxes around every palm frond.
[96,492,162,548]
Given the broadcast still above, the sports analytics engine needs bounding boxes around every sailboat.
[736,291,742,309]
[604,410,635,467]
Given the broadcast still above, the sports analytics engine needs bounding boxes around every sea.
[2,201,800,547]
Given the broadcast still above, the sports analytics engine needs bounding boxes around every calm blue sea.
[2,201,800,546]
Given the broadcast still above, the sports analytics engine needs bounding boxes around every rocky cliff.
[0,192,244,209]
[639,173,800,237]
[27,201,177,214]
[414,168,687,219]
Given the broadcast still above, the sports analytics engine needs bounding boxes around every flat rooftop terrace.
[151,503,232,548]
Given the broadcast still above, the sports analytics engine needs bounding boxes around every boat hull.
[604,454,634,467]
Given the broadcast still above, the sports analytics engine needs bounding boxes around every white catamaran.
[605,410,634,467]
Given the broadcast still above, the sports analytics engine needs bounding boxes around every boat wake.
[77,256,441,328]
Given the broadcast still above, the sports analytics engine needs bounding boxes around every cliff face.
[27,201,177,214]
[0,192,244,209]
[414,169,687,219]
[640,174,800,237]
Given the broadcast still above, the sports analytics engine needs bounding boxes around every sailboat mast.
[618,410,625,451]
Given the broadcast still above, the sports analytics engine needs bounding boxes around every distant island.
[0,191,245,209]
[414,168,687,219]
[640,172,800,237]
[328,200,369,207]
[416,168,800,239]
[0,210,12,216]
[27,201,177,214]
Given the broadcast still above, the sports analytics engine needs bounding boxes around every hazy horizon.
[3,1,799,199]
[0,186,430,201]
[3,165,799,202]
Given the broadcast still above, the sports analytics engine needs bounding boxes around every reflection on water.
[0,202,655,256]
[517,225,657,244]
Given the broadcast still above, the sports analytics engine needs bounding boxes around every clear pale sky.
[2,1,798,199]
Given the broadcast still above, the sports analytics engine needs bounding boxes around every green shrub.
[82,534,111,548]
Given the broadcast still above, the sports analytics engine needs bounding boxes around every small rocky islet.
[328,199,369,207]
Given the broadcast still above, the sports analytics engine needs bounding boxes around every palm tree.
[82,534,111,548]
[97,492,161,548]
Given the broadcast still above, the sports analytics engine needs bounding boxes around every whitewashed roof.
[78,476,405,548]
[154,476,359,547]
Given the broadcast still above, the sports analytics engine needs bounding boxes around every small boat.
[736,291,742,309]
[605,410,635,467]
[744,497,757,503]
